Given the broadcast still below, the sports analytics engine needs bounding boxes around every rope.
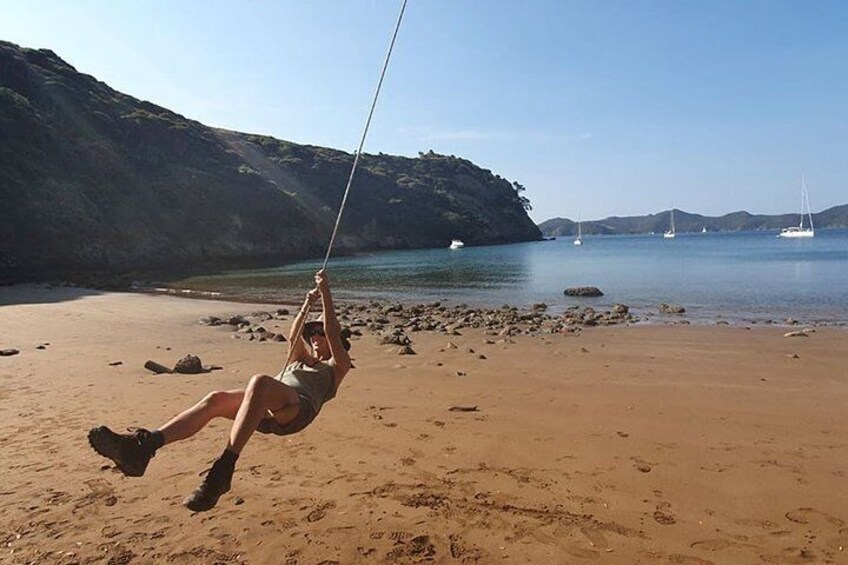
[281,0,408,373]
[322,0,409,270]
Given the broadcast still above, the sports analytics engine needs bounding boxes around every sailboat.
[663,209,676,239]
[701,226,708,234]
[573,218,583,246]
[778,177,814,238]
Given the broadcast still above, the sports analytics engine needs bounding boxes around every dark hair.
[302,322,351,351]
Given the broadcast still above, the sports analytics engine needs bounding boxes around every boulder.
[564,286,604,297]
[174,354,204,374]
[380,331,411,346]
[224,315,248,327]
[659,303,686,314]
[611,304,629,316]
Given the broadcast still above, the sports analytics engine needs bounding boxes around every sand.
[1,285,847,564]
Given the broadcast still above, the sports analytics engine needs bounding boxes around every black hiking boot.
[183,459,233,512]
[87,426,157,477]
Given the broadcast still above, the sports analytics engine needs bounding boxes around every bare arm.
[314,270,352,379]
[287,290,319,365]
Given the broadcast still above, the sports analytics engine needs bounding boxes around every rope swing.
[322,0,409,271]
[289,0,408,355]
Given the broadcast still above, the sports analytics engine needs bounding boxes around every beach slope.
[1,286,846,563]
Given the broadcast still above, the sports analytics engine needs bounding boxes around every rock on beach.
[564,286,604,297]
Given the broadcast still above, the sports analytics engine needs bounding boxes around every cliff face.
[0,42,540,283]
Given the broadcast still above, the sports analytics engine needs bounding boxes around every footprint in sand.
[654,510,677,525]
[305,500,337,522]
[448,534,482,560]
[785,507,845,528]
[386,534,437,561]
[690,538,735,551]
[667,554,715,564]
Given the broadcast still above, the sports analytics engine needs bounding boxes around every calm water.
[173,229,848,324]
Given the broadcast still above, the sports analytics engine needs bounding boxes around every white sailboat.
[778,177,814,239]
[663,208,676,239]
[449,239,465,249]
[701,226,708,234]
[573,219,583,246]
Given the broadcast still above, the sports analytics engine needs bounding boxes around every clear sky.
[2,0,846,222]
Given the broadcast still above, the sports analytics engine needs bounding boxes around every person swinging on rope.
[88,269,352,511]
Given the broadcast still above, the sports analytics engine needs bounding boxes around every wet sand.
[1,285,847,564]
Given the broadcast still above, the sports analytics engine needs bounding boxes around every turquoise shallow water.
[173,229,848,325]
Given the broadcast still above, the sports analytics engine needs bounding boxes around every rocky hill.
[0,41,540,284]
[539,205,848,237]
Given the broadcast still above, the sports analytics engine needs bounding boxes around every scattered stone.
[380,331,411,346]
[173,354,204,374]
[786,353,800,359]
[144,360,172,374]
[197,316,222,326]
[580,347,590,353]
[447,341,458,349]
[35,344,47,350]
[636,464,651,473]
[477,354,487,360]
[456,371,466,377]
[108,361,123,366]
[234,497,245,506]
[448,405,479,412]
[1,348,20,356]
[224,315,248,327]
[659,303,686,314]
[397,345,416,355]
[617,431,629,438]
[611,303,629,316]
[783,330,808,338]
[564,286,604,297]
[272,334,287,342]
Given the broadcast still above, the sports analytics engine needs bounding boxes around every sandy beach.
[1,285,847,564]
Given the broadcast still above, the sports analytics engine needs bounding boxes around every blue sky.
[2,0,846,222]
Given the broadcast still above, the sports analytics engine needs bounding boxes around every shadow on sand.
[0,284,105,307]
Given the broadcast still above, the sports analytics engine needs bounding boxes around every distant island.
[0,41,540,284]
[539,206,848,237]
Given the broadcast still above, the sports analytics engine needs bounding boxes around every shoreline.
[6,282,848,330]
[135,283,848,329]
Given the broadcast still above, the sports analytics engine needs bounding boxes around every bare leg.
[183,375,298,512]
[227,374,299,454]
[158,389,245,445]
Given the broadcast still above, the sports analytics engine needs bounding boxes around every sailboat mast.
[804,178,814,230]
[799,176,805,229]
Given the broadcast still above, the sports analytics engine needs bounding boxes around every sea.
[168,229,848,326]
